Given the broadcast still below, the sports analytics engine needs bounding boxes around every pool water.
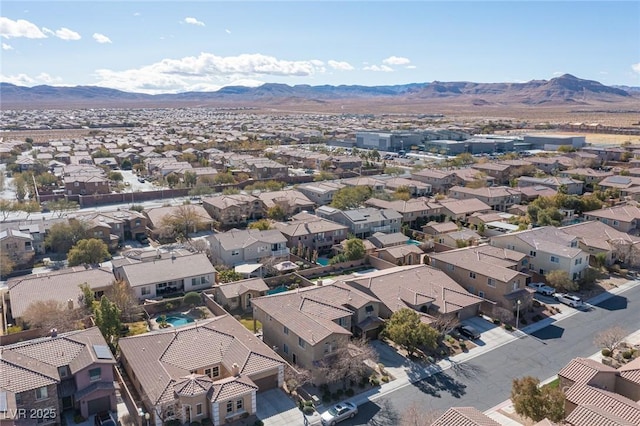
[163,315,195,327]
[407,239,421,246]
[317,257,330,266]
[266,286,288,295]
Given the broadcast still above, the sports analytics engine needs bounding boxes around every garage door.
[87,396,111,415]
[253,375,278,392]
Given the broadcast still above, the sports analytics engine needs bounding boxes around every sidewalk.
[260,278,640,426]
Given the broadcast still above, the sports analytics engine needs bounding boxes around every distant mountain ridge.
[0,74,635,109]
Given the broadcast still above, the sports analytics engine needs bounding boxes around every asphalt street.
[335,284,639,425]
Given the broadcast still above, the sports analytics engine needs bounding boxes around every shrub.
[459,342,467,350]
[304,400,314,407]
[345,388,354,397]
[254,421,264,426]
[370,378,380,386]
[336,389,344,397]
[322,393,332,403]
[331,392,339,401]
[381,375,390,383]
[623,351,633,359]
[303,406,315,416]
[601,348,612,357]
[505,324,513,331]
[493,318,501,325]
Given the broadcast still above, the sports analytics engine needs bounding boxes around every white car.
[321,402,358,425]
[554,292,585,308]
[527,282,555,296]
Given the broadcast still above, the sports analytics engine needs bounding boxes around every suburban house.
[596,175,640,193]
[296,181,346,206]
[343,265,485,324]
[490,227,590,280]
[251,282,382,379]
[435,228,483,249]
[381,177,431,196]
[375,244,424,266]
[582,203,640,234]
[518,185,558,202]
[367,232,409,249]
[272,212,348,255]
[364,197,443,227]
[315,206,402,239]
[242,157,289,180]
[559,168,613,186]
[431,407,500,426]
[341,176,386,192]
[256,190,315,217]
[447,186,522,212]
[428,245,532,312]
[208,229,289,268]
[202,194,263,227]
[438,198,492,222]
[0,327,118,422]
[557,357,640,425]
[517,176,584,195]
[410,169,457,193]
[422,221,459,237]
[526,156,570,174]
[560,221,640,267]
[6,266,115,325]
[113,252,216,300]
[70,209,148,244]
[0,228,35,271]
[0,222,47,255]
[64,174,110,195]
[144,205,215,239]
[211,277,270,312]
[118,315,287,426]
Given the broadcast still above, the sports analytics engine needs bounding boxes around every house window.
[226,401,233,413]
[236,399,243,410]
[89,367,101,382]
[550,256,560,263]
[575,258,582,265]
[141,287,150,295]
[613,220,619,226]
[529,251,536,257]
[35,387,48,400]
[298,337,306,348]
[135,219,141,226]
[58,366,68,378]
[283,326,289,335]
[283,343,289,354]
[512,282,518,291]
[232,250,239,256]
[338,317,347,327]
[205,366,219,378]
[469,272,476,279]
[478,291,485,298]
[570,241,578,248]
[192,278,197,286]
[201,276,206,284]
[487,278,496,287]
[365,305,374,316]
[196,403,202,415]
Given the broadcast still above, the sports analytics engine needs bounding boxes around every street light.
[515,299,522,329]
[144,412,150,426]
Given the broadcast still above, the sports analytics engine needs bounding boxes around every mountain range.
[1,74,636,110]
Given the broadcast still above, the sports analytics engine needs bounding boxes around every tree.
[511,376,565,422]
[166,173,179,187]
[45,220,88,256]
[67,238,111,266]
[107,171,123,182]
[330,186,373,210]
[15,200,40,220]
[545,270,578,292]
[400,402,442,426]
[384,166,405,176]
[317,337,378,387]
[393,186,412,201]
[94,296,122,348]
[105,280,138,322]
[343,237,366,261]
[183,171,197,187]
[248,219,272,230]
[78,283,95,310]
[267,205,286,221]
[22,300,79,332]
[48,199,80,218]
[213,173,236,185]
[217,269,243,283]
[594,326,627,352]
[283,366,312,394]
[159,205,205,241]
[120,158,132,170]
[183,292,201,309]
[0,199,15,221]
[0,252,15,277]
[381,308,439,357]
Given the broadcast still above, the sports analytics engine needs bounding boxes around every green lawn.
[125,321,149,336]
[239,317,262,333]
[543,377,560,389]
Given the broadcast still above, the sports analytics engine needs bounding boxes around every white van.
[554,293,584,308]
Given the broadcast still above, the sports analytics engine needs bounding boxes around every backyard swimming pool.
[316,257,330,266]
[162,314,195,327]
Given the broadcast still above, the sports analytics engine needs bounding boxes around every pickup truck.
[527,282,555,296]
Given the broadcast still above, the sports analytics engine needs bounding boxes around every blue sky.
[1,1,639,94]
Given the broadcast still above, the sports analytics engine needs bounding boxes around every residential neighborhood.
[2,109,640,426]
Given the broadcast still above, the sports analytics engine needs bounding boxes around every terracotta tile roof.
[273,216,347,237]
[212,229,287,251]
[565,404,636,426]
[438,198,492,215]
[118,315,285,405]
[257,190,314,210]
[0,358,58,393]
[7,266,115,318]
[430,245,528,283]
[565,383,640,425]
[561,221,640,251]
[173,374,212,397]
[210,375,257,402]
[431,406,500,426]
[617,356,640,385]
[216,278,269,299]
[584,204,640,222]
[119,252,215,288]
[558,357,617,385]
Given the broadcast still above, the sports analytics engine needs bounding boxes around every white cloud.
[184,17,205,26]
[43,27,81,40]
[0,72,62,86]
[328,60,354,71]
[35,73,63,84]
[406,65,417,69]
[93,33,112,44]
[92,53,328,94]
[363,64,393,72]
[382,56,410,66]
[2,42,13,50]
[632,63,640,74]
[552,71,564,76]
[225,29,231,34]
[0,17,47,39]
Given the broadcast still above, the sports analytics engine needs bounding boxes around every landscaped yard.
[239,314,262,333]
[123,321,148,336]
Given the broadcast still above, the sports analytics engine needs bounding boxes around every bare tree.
[283,365,312,394]
[594,326,627,351]
[611,239,640,268]
[21,300,82,332]
[318,337,378,388]
[431,314,460,336]
[493,306,514,325]
[160,204,206,242]
[105,280,140,322]
[400,402,443,426]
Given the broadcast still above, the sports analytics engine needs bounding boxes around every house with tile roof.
[410,169,457,193]
[315,206,402,239]
[208,229,289,268]
[296,181,346,206]
[6,266,115,324]
[560,220,640,267]
[272,212,348,255]
[582,203,640,234]
[0,228,35,272]
[0,327,118,421]
[518,176,584,195]
[251,282,382,380]
[113,252,216,301]
[430,406,500,426]
[448,186,522,212]
[490,227,590,281]
[256,190,315,217]
[438,198,492,222]
[381,177,431,197]
[202,194,264,227]
[212,278,269,313]
[118,315,286,426]
[364,197,442,227]
[429,245,533,312]
[374,244,424,267]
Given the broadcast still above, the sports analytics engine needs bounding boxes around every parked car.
[457,324,481,340]
[321,402,358,426]
[527,282,555,296]
[135,233,150,245]
[554,293,585,308]
[94,411,116,426]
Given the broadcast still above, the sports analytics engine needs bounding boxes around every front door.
[246,293,252,308]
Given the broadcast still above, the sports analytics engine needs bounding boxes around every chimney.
[231,362,240,377]
[50,328,58,338]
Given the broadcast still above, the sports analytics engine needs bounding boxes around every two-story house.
[437,198,492,222]
[0,327,118,422]
[257,190,315,217]
[381,177,432,197]
[272,212,348,255]
[210,277,270,312]
[364,197,442,227]
[113,252,216,300]
[208,229,289,268]
[0,229,35,271]
[119,315,287,426]
[64,175,110,196]
[490,226,590,281]
[428,245,532,312]
[517,176,584,195]
[410,169,457,193]
[582,203,640,234]
[202,194,264,227]
[315,206,402,239]
[297,181,346,206]
[447,186,522,212]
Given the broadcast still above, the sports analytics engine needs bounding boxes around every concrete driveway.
[256,388,299,425]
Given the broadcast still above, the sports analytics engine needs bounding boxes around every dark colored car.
[457,325,481,340]
[135,234,150,245]
[94,412,116,426]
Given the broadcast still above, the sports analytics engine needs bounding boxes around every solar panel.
[93,344,113,360]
